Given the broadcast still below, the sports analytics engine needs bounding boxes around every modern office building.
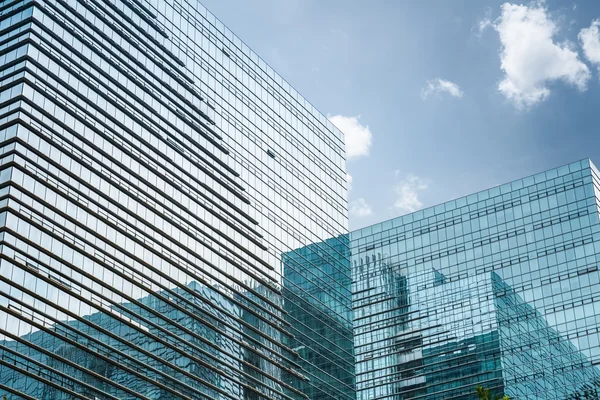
[0,0,354,398]
[352,159,600,400]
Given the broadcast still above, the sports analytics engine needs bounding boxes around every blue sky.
[200,0,600,231]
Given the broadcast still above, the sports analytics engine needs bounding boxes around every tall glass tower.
[352,160,600,400]
[0,0,354,399]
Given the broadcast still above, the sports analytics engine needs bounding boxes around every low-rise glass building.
[352,159,600,399]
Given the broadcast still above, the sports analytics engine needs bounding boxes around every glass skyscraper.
[0,0,354,398]
[352,159,600,400]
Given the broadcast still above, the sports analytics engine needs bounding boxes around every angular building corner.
[0,0,355,399]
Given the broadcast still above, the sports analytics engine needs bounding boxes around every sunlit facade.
[0,0,354,398]
[352,159,600,399]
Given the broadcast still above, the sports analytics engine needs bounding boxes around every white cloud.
[349,198,373,217]
[421,78,464,100]
[478,18,493,36]
[328,115,372,160]
[494,2,590,109]
[475,8,494,37]
[393,173,428,214]
[579,20,600,69]
[346,173,352,193]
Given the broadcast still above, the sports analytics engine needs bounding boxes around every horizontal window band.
[354,324,443,351]
[356,334,457,367]
[354,328,451,359]
[0,382,37,400]
[119,0,167,38]
[469,199,522,219]
[354,314,428,335]
[123,0,157,19]
[353,295,396,310]
[352,286,375,297]
[354,302,417,323]
[0,0,33,14]
[356,331,464,368]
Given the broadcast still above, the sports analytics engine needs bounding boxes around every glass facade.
[282,236,355,399]
[352,159,600,400]
[0,0,354,398]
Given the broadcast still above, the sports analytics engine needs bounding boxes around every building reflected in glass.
[352,160,600,400]
[0,0,354,398]
[0,281,248,399]
[282,236,355,399]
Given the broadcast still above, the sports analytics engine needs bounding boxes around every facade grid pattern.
[352,159,600,400]
[0,0,355,398]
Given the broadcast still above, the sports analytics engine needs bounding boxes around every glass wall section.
[282,236,355,399]
[352,159,600,400]
[0,0,353,398]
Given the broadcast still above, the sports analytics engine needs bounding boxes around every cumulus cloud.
[349,198,373,217]
[328,115,372,160]
[393,173,429,214]
[494,2,590,109]
[346,173,353,192]
[579,20,600,70]
[421,78,464,100]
